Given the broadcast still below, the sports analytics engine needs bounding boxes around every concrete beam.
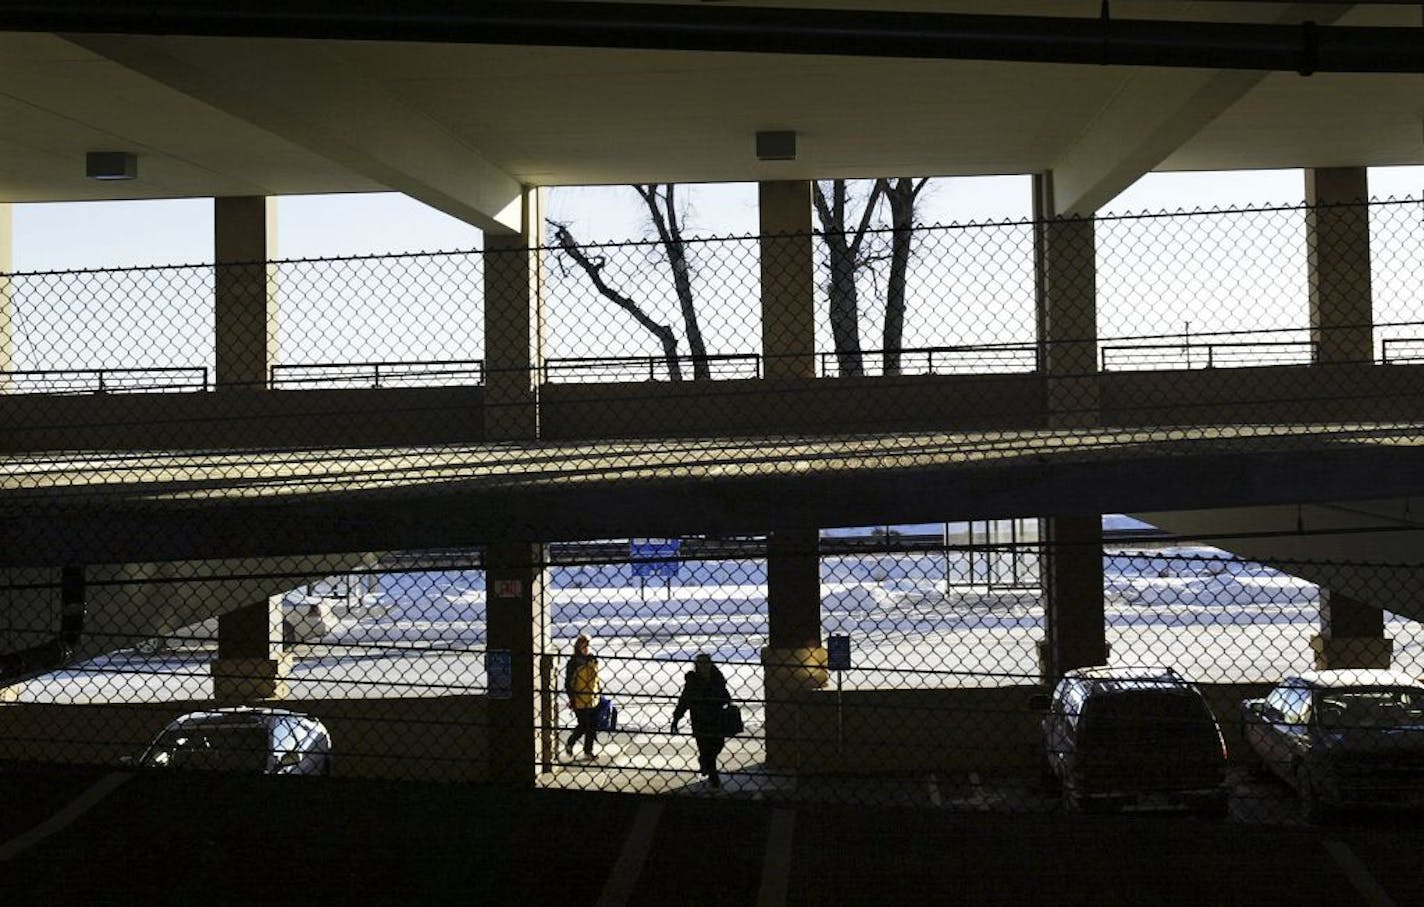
[67,35,523,234]
[1049,4,1348,216]
[8,440,1424,568]
[1134,501,1424,624]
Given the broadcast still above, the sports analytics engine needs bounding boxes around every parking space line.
[757,808,796,907]
[0,772,132,862]
[595,800,664,907]
[1322,838,1396,907]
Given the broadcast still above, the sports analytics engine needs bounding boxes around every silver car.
[135,706,333,776]
[1242,669,1424,821]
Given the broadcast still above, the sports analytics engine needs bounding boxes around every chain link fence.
[2,196,1424,824]
[2,534,1423,824]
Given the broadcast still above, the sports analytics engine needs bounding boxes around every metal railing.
[818,343,1040,378]
[269,359,485,390]
[1380,337,1424,364]
[1100,340,1316,371]
[0,367,209,395]
[542,353,762,384]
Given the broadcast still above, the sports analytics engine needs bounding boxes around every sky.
[10,166,1420,271]
[5,166,1423,373]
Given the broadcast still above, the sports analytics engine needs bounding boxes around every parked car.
[1242,669,1424,821]
[1035,665,1228,817]
[132,706,332,776]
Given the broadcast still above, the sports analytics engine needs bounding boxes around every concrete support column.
[1306,167,1373,364]
[1311,590,1393,670]
[485,543,549,785]
[759,181,816,380]
[1,203,12,383]
[1034,174,1099,428]
[211,595,290,702]
[762,527,828,769]
[483,188,544,441]
[214,197,278,391]
[1037,515,1107,684]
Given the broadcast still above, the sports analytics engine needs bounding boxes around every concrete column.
[211,595,290,702]
[485,542,549,785]
[1037,515,1107,683]
[1034,174,1099,428]
[1306,168,1373,364]
[1311,590,1393,670]
[762,527,828,769]
[214,197,278,391]
[483,187,544,441]
[1,203,12,380]
[759,181,816,380]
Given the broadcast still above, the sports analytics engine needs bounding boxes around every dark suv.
[1036,665,1228,817]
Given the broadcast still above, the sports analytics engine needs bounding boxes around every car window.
[273,718,300,756]
[1282,688,1312,724]
[1318,688,1424,728]
[1080,690,1215,746]
[143,725,271,772]
[1266,686,1293,717]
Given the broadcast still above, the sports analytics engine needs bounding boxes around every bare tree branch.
[549,219,684,381]
[636,184,710,380]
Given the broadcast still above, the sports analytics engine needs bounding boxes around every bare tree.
[549,221,684,380]
[634,184,710,380]
[880,177,930,376]
[813,179,884,378]
[814,178,931,377]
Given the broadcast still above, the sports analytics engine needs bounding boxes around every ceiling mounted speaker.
[86,151,138,180]
[756,131,797,162]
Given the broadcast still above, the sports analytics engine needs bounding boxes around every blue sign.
[827,634,851,671]
[630,538,682,579]
[486,649,512,699]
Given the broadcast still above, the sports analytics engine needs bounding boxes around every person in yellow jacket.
[564,634,601,759]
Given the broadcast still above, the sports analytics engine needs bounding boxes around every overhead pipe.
[0,1,1421,74]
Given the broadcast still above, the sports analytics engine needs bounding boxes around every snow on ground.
[21,547,1424,707]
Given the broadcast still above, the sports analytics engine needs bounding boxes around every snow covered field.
[21,546,1423,710]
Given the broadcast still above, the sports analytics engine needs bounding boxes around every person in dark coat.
[564,634,601,759]
[671,653,733,788]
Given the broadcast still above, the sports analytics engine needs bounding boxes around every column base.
[1310,635,1394,671]
[761,646,830,691]
[1036,639,1111,686]
[761,646,829,771]
[211,655,292,703]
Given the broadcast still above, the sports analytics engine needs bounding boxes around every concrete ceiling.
[0,2,1420,229]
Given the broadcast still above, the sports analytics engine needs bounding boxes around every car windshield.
[142,724,271,772]
[1315,689,1424,729]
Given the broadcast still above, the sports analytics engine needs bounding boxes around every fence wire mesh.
[2,196,1424,826]
[3,533,1424,825]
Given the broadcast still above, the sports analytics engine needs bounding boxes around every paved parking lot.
[1,765,1416,905]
